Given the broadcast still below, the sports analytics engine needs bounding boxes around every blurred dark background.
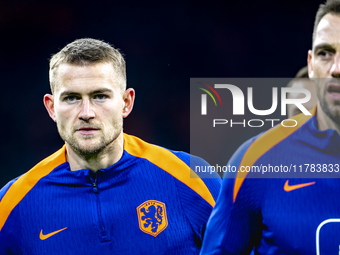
[0,0,322,187]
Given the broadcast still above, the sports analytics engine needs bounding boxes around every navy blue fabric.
[0,137,221,254]
[201,115,340,254]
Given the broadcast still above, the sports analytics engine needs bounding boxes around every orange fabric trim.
[123,133,216,207]
[233,106,317,202]
[0,146,67,231]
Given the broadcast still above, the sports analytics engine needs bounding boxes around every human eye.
[64,95,79,102]
[93,94,108,100]
[316,49,334,59]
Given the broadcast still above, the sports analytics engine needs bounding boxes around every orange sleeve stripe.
[123,133,216,207]
[0,146,66,231]
[233,106,317,202]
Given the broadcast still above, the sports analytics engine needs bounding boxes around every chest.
[13,174,198,254]
[260,179,340,254]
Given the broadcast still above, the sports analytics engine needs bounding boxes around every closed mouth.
[328,84,340,94]
[78,127,99,131]
[76,127,100,134]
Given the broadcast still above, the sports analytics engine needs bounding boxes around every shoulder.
[0,146,67,201]
[123,133,221,206]
[228,111,315,202]
[230,111,315,172]
[0,146,67,231]
[171,150,222,201]
[0,178,18,201]
[242,111,314,159]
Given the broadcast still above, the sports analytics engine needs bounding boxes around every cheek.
[103,103,124,116]
[314,60,331,73]
[315,83,326,100]
[55,109,72,125]
[313,61,322,73]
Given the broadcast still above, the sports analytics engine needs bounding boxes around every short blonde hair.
[49,38,126,93]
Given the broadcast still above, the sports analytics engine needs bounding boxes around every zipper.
[88,171,110,242]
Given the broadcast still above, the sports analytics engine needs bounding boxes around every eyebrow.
[314,43,336,53]
[59,88,113,98]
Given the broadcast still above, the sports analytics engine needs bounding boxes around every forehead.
[314,13,340,47]
[54,62,118,93]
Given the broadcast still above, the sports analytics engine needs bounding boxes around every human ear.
[122,88,135,118]
[43,94,56,122]
[308,50,314,78]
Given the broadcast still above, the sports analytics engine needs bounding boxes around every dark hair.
[287,66,310,88]
[49,38,126,93]
[295,66,309,78]
[313,0,340,44]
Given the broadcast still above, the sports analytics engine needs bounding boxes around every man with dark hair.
[0,38,221,254]
[200,0,340,254]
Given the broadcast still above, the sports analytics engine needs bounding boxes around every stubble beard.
[316,79,340,125]
[57,119,123,157]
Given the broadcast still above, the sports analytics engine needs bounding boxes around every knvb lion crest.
[137,200,168,237]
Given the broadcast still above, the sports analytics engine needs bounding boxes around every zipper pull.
[87,171,99,193]
[92,182,98,193]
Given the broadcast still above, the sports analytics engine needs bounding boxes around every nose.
[78,99,95,121]
[331,54,340,78]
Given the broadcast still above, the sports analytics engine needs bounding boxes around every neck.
[66,132,124,172]
[316,102,340,134]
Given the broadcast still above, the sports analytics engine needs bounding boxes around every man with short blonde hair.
[0,38,221,254]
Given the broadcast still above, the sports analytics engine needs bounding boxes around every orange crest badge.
[137,200,168,237]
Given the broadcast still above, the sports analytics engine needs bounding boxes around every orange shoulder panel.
[233,106,317,202]
[0,146,66,231]
[123,133,216,207]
